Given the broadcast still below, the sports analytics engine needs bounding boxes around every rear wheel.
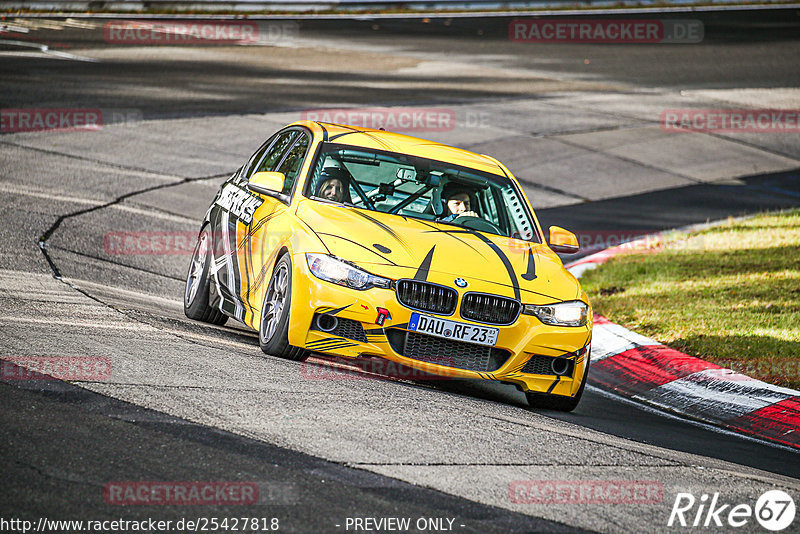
[259,254,307,361]
[526,352,590,412]
[184,226,227,325]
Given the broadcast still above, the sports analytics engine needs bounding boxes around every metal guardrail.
[2,0,797,14]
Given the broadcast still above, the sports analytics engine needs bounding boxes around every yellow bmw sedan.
[184,121,592,411]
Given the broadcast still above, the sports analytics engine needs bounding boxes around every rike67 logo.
[668,490,795,531]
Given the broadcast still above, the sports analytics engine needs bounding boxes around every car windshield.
[304,143,540,242]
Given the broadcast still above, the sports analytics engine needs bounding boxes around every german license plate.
[408,313,498,347]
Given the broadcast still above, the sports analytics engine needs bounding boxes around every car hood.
[296,200,582,302]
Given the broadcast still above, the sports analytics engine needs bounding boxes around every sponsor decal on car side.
[215,183,264,224]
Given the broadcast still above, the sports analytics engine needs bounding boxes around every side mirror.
[247,171,286,197]
[548,226,579,254]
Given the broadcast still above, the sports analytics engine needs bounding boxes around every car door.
[213,128,311,326]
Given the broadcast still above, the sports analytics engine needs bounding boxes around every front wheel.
[526,352,590,412]
[258,254,307,361]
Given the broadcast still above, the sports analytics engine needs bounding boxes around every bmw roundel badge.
[454,278,468,288]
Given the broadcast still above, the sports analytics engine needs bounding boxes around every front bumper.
[288,253,592,397]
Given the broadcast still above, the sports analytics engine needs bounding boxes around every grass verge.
[581,210,800,390]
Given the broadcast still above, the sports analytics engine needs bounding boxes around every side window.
[251,131,299,176]
[242,134,279,180]
[482,189,502,229]
[276,133,310,195]
[242,136,276,180]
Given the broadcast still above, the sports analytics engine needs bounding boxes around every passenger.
[316,167,353,203]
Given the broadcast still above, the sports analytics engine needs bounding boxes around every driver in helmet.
[437,183,479,222]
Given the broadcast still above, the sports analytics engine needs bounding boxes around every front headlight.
[522,300,589,327]
[306,253,392,290]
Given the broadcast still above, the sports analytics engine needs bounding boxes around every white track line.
[0,39,98,62]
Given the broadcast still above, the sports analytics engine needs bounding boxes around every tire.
[258,254,307,361]
[183,226,227,325]
[526,351,590,412]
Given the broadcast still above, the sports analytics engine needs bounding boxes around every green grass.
[581,210,800,390]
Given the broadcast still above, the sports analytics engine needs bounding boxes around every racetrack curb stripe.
[566,232,800,450]
[727,397,800,449]
[590,344,721,395]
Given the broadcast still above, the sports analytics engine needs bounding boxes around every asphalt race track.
[2,9,800,533]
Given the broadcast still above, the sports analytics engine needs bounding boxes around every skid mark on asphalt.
[6,164,259,363]
[36,170,228,278]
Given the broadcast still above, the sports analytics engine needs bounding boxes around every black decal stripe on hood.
[439,229,521,301]
[306,225,332,255]
[460,278,553,300]
[412,220,487,258]
[521,244,537,281]
[350,210,413,254]
[414,246,436,281]
[317,232,398,266]
[293,207,332,255]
